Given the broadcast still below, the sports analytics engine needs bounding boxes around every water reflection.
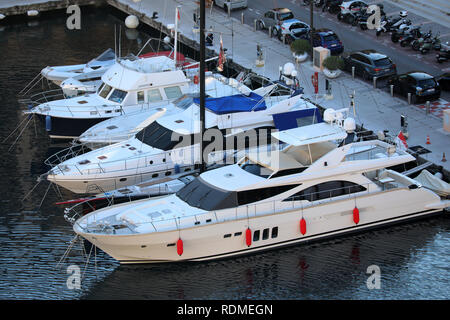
[0,6,448,300]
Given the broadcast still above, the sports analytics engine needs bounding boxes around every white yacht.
[40,48,116,86]
[74,73,267,149]
[44,93,322,194]
[71,110,449,263]
[26,54,192,139]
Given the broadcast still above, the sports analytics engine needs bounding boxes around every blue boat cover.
[193,92,266,115]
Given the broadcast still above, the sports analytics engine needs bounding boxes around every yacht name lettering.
[177,304,211,318]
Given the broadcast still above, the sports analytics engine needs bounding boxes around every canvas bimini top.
[193,92,267,115]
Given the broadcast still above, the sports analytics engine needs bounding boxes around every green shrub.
[290,39,311,55]
[322,56,344,71]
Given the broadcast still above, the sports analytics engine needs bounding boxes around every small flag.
[177,8,181,21]
[395,131,408,151]
[217,34,226,72]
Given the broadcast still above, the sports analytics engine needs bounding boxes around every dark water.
[0,7,449,300]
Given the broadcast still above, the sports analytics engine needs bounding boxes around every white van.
[214,0,248,11]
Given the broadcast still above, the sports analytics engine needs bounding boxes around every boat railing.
[27,89,67,106]
[77,180,410,234]
[44,143,91,168]
[47,145,236,177]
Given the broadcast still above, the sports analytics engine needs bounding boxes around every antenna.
[114,25,117,60]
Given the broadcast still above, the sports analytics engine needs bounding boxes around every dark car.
[436,72,450,91]
[343,50,397,80]
[312,29,344,55]
[388,72,441,103]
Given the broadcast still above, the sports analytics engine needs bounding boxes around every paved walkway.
[111,0,449,171]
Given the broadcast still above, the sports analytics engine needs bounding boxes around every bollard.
[241,12,244,24]
[426,101,430,115]
[254,19,257,31]
[373,76,378,89]
[228,4,231,17]
[407,92,412,104]
[352,66,355,79]
[269,27,272,38]
[282,34,286,44]
[390,84,394,97]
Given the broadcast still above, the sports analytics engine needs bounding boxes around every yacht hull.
[36,114,109,140]
[75,188,447,263]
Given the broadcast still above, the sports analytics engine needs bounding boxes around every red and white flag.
[177,8,181,21]
[217,34,226,72]
[395,131,408,151]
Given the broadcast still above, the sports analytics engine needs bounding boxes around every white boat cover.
[414,170,450,197]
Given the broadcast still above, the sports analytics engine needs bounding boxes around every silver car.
[214,0,248,11]
[257,8,295,37]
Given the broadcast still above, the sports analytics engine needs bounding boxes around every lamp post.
[200,0,206,173]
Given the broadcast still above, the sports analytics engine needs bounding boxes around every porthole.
[271,227,278,239]
[119,178,127,182]
[165,171,171,176]
[152,173,159,178]
[223,234,231,238]
[262,228,269,240]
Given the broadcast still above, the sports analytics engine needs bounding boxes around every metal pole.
[390,84,394,97]
[407,92,412,104]
[241,12,244,24]
[200,0,206,173]
[352,66,355,79]
[373,76,377,89]
[426,101,430,115]
[253,19,257,31]
[310,1,314,51]
[228,3,231,17]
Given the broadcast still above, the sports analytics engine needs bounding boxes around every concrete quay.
[0,0,100,16]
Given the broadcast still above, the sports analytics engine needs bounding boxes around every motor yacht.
[74,73,271,150]
[71,110,449,263]
[43,92,322,194]
[40,48,116,86]
[26,54,193,139]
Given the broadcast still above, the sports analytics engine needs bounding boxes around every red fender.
[300,218,307,235]
[353,207,360,224]
[177,238,183,256]
[245,228,252,247]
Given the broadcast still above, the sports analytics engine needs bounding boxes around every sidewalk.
[110,0,449,171]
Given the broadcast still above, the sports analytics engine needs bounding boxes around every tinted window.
[271,227,278,238]
[99,84,112,99]
[176,177,238,211]
[262,228,269,240]
[279,12,294,21]
[417,78,436,88]
[373,58,392,67]
[238,184,301,206]
[283,181,366,202]
[253,230,260,241]
[137,91,145,103]
[148,89,162,102]
[108,89,127,103]
[164,86,182,100]
[135,121,189,151]
[323,34,338,42]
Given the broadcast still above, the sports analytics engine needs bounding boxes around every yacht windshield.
[135,121,190,151]
[108,89,127,103]
[176,177,238,211]
[99,84,113,99]
[173,94,194,110]
[238,157,273,178]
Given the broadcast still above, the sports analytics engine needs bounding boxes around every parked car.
[214,0,248,11]
[388,72,441,103]
[311,29,344,55]
[436,72,450,91]
[257,8,295,37]
[337,0,368,22]
[277,19,310,43]
[343,50,396,80]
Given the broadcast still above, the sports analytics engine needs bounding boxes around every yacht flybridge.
[26,54,192,139]
[43,93,322,194]
[71,111,449,263]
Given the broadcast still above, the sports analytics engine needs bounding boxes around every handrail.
[75,180,410,234]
